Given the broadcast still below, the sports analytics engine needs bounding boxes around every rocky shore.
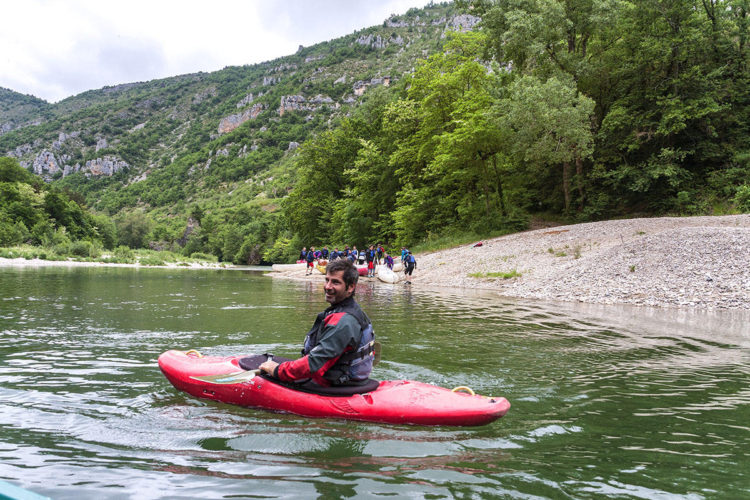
[273,215,750,311]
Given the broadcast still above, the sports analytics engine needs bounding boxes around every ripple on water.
[1,267,748,499]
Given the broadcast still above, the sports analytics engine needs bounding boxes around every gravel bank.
[415,215,750,310]
[271,215,749,310]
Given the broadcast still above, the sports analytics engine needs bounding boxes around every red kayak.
[158,350,510,426]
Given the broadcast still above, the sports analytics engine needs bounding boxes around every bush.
[189,252,217,262]
[70,240,93,257]
[734,185,750,212]
[139,255,165,266]
[113,245,135,263]
[88,241,102,259]
[53,242,71,256]
[0,219,29,246]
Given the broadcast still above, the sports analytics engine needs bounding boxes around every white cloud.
[0,0,434,103]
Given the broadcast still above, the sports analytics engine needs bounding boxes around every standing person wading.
[259,259,376,387]
[404,251,416,284]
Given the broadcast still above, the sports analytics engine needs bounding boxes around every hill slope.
[0,2,471,217]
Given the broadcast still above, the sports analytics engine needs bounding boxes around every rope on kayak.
[451,386,475,396]
[184,349,203,358]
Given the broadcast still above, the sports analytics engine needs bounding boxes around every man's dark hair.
[326,258,359,288]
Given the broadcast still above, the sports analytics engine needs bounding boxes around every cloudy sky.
[1,0,434,103]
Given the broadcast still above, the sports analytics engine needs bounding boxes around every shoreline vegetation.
[3,214,749,311]
[0,245,226,269]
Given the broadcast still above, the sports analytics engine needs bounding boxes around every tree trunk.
[479,160,492,218]
[490,155,506,216]
[575,152,585,211]
[562,161,571,212]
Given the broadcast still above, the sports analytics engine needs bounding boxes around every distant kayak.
[355,265,369,276]
[377,266,401,283]
[158,350,510,426]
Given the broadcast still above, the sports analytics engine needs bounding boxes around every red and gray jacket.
[274,296,375,386]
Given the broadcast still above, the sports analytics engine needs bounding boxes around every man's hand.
[259,360,279,375]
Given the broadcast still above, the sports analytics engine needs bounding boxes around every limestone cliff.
[218,103,265,134]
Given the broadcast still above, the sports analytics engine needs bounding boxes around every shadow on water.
[0,266,748,499]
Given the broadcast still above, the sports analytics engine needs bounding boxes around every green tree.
[117,211,153,248]
[0,157,39,185]
[282,122,362,244]
[495,75,595,212]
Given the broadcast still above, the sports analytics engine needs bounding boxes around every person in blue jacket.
[365,245,377,277]
[404,251,416,283]
[260,258,375,386]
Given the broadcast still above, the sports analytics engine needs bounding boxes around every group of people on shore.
[298,244,416,279]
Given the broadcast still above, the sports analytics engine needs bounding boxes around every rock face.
[279,95,334,116]
[356,34,388,49]
[355,34,405,49]
[353,77,391,96]
[82,156,129,176]
[218,103,265,134]
[192,87,217,104]
[32,152,128,179]
[177,217,200,247]
[33,151,60,176]
[445,14,480,32]
[8,143,32,158]
[386,17,412,28]
[236,93,254,108]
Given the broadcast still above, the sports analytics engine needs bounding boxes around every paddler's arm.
[261,314,360,384]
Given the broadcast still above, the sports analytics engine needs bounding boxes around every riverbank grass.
[468,270,522,279]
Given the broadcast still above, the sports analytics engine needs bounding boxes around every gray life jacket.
[302,297,375,385]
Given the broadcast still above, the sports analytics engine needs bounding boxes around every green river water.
[0,266,748,499]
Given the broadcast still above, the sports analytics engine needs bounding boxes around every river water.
[0,266,748,499]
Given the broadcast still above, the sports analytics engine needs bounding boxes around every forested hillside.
[0,157,115,254]
[1,1,749,264]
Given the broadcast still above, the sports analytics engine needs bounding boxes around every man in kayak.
[259,258,375,386]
